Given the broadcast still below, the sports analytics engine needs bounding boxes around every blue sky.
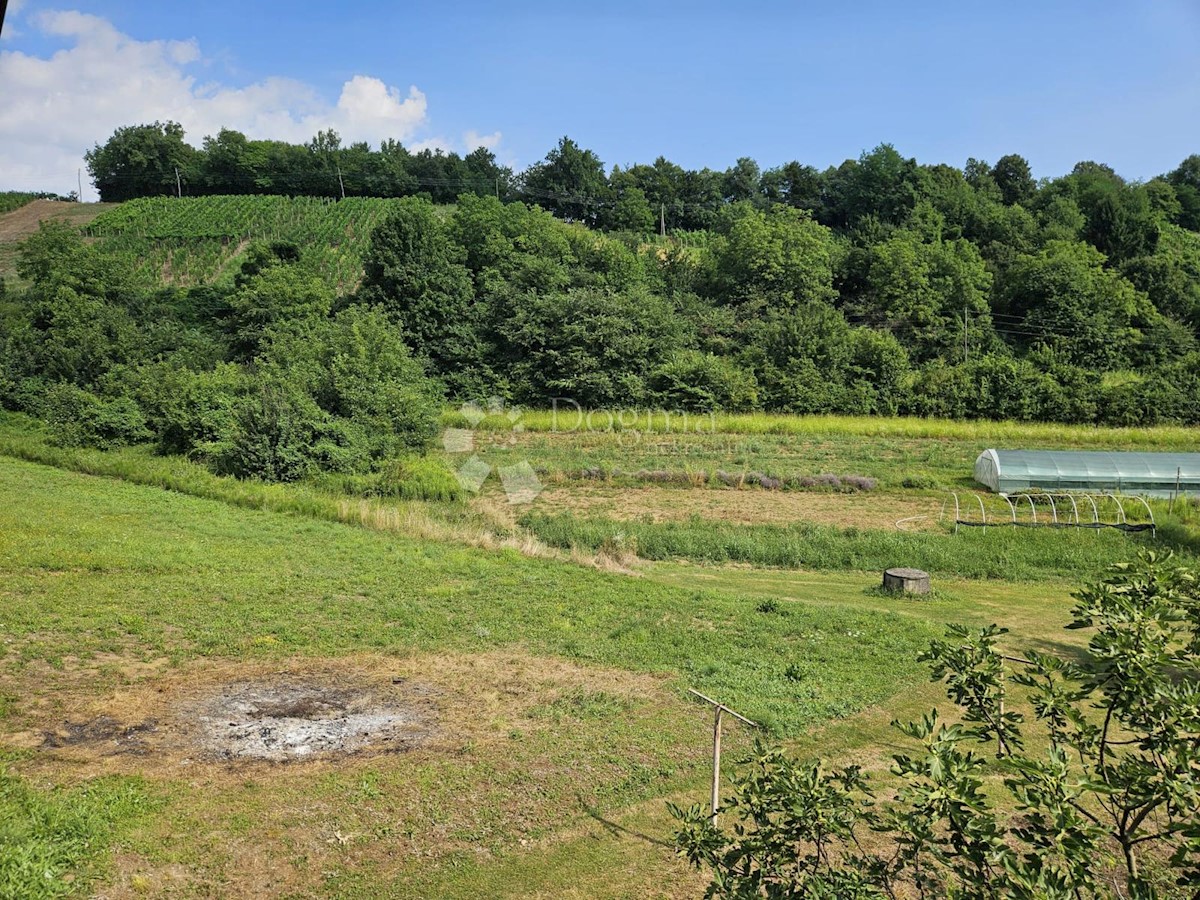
[2,0,1198,198]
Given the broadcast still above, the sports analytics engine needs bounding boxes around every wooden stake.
[710,707,723,821]
[688,689,757,823]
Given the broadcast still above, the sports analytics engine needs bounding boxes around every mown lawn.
[0,456,941,897]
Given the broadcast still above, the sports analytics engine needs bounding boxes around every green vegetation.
[675,555,1200,898]
[0,454,938,893]
[3,121,1198,896]
[0,761,154,899]
[521,511,1159,581]
[68,123,1200,426]
[0,226,442,483]
[0,455,935,733]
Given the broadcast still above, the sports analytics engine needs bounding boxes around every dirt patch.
[0,199,112,242]
[41,716,158,754]
[31,671,436,764]
[193,678,431,761]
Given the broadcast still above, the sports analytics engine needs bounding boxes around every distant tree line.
[84,122,1200,238]
[84,122,514,205]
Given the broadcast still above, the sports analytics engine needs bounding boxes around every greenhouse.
[973,449,1200,498]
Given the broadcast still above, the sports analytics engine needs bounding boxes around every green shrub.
[41,383,151,450]
[213,380,369,482]
[648,351,759,411]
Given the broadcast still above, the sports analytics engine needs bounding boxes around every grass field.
[1,410,1194,897]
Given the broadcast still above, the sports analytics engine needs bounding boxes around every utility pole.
[660,203,666,238]
[688,689,757,822]
[495,176,500,199]
[963,304,969,363]
[174,167,182,199]
[336,166,346,200]
[77,169,83,202]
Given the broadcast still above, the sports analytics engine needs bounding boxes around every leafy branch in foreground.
[673,551,1200,899]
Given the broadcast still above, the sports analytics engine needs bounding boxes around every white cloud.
[464,130,503,152]
[0,9,496,199]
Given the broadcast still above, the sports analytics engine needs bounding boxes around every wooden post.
[1171,467,1181,516]
[688,689,757,823]
[710,707,723,821]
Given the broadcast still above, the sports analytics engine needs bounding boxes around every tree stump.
[883,567,930,594]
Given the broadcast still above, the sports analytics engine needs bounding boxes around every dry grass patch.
[532,483,942,530]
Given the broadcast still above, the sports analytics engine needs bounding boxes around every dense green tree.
[606,184,656,233]
[851,234,993,363]
[1121,224,1200,329]
[742,302,862,413]
[85,121,199,202]
[1000,240,1149,369]
[648,351,759,411]
[520,137,610,226]
[226,247,333,359]
[1167,154,1200,230]
[991,153,1037,206]
[760,162,824,214]
[708,206,837,311]
[722,157,763,205]
[496,285,683,407]
[357,197,478,386]
[824,144,926,228]
[263,305,440,457]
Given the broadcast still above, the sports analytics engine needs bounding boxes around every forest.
[2,122,1200,482]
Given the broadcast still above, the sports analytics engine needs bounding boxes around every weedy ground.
[1,411,1196,897]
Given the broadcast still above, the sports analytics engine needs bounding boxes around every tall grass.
[521,511,1167,581]
[442,408,1200,447]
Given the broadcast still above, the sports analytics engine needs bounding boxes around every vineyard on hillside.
[83,195,410,291]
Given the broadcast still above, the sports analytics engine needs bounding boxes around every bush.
[648,351,759,411]
[41,383,151,450]
[213,380,369,482]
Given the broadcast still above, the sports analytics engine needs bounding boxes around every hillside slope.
[0,199,114,282]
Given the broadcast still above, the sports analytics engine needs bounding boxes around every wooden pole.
[1171,466,1181,516]
[711,707,723,821]
[688,689,757,823]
